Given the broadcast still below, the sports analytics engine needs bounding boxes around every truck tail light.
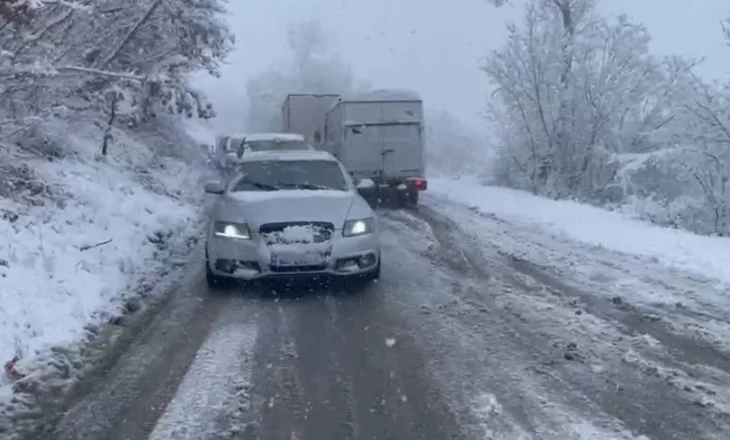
[411,178,427,191]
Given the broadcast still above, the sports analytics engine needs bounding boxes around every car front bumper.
[206,229,380,281]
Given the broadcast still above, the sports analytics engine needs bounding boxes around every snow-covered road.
[9,196,730,440]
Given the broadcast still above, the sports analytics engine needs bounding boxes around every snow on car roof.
[219,132,247,140]
[219,132,305,146]
[238,149,337,162]
[241,133,305,142]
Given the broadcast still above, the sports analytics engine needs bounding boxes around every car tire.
[363,254,381,282]
[205,248,233,289]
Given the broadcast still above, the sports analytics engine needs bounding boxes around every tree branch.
[79,239,112,251]
[97,0,163,69]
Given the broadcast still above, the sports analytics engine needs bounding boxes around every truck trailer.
[281,93,340,146]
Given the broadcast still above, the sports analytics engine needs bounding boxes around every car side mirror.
[204,181,225,195]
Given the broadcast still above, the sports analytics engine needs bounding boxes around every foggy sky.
[194,0,729,133]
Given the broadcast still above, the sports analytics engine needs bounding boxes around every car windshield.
[230,159,348,192]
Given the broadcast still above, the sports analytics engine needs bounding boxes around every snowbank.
[428,176,730,286]
[0,116,210,395]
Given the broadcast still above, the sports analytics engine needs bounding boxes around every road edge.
[1,231,206,439]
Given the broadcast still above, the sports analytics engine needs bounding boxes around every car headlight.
[343,217,375,237]
[213,221,251,239]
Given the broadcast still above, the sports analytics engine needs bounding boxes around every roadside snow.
[429,176,730,288]
[0,117,209,397]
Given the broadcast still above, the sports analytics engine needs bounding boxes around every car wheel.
[205,248,233,289]
[370,260,381,280]
[362,255,381,282]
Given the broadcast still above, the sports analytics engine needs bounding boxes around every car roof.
[237,149,338,163]
[236,132,305,142]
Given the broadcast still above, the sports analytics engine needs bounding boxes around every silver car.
[203,149,381,287]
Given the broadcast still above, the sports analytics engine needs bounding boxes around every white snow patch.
[620,348,730,416]
[0,117,207,395]
[471,392,531,439]
[278,225,318,243]
[566,422,650,440]
[232,267,260,278]
[148,317,257,439]
[429,176,730,289]
[241,132,305,142]
[264,225,333,260]
[264,225,332,257]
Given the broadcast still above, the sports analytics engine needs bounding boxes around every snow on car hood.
[217,190,357,229]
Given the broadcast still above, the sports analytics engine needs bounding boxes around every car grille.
[259,221,335,245]
[269,264,326,273]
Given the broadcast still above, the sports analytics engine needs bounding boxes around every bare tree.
[245,19,365,132]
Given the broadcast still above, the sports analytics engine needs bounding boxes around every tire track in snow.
[147,297,257,440]
[379,208,677,440]
[244,297,308,439]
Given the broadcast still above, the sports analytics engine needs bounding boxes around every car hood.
[215,190,357,230]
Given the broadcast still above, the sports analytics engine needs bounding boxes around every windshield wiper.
[241,177,279,191]
[279,182,334,190]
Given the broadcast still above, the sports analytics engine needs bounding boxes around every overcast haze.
[195,0,730,133]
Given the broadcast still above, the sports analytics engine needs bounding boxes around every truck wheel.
[408,189,419,205]
[396,190,408,208]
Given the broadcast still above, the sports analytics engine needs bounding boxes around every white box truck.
[281,93,340,146]
[323,89,427,205]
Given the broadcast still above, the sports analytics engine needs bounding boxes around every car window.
[230,159,349,192]
[225,136,244,152]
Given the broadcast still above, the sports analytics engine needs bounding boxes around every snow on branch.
[56,65,143,81]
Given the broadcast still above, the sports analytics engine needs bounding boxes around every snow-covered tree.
[481,0,730,236]
[58,0,233,123]
[483,0,691,201]
[664,11,730,235]
[0,0,233,143]
[245,19,366,131]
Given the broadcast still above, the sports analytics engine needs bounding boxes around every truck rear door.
[380,123,423,176]
[343,123,383,177]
